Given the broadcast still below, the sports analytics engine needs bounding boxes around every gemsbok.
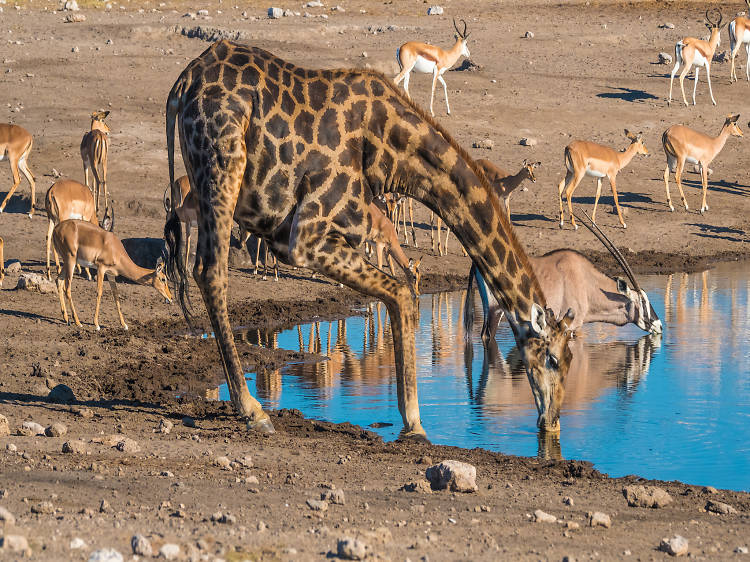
[476,158,540,223]
[162,175,197,269]
[393,19,470,116]
[53,219,172,331]
[465,212,662,344]
[45,179,113,281]
[80,111,111,215]
[558,130,648,230]
[662,114,743,213]
[668,9,726,107]
[0,123,36,218]
[729,1,750,82]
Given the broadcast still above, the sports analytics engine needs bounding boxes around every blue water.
[215,263,750,491]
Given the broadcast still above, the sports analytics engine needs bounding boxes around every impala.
[668,9,726,107]
[0,236,4,286]
[366,202,421,295]
[80,110,111,214]
[53,219,172,331]
[465,212,662,343]
[662,114,742,213]
[729,1,750,82]
[45,179,113,281]
[0,123,36,218]
[476,158,540,222]
[558,130,648,230]
[393,19,470,116]
[162,175,197,268]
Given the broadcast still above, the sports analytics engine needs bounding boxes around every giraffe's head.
[453,18,471,58]
[519,305,575,433]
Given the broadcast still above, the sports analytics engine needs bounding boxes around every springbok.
[668,9,726,107]
[393,19,470,116]
[558,130,648,230]
[366,202,422,295]
[0,236,4,287]
[45,179,113,281]
[476,158,540,222]
[662,114,742,213]
[53,219,172,331]
[729,2,750,82]
[465,213,662,344]
[162,175,197,268]
[80,110,111,214]
[0,123,36,218]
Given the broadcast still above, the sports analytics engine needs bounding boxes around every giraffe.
[164,41,575,438]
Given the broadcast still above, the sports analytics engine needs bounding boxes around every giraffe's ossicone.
[164,40,574,437]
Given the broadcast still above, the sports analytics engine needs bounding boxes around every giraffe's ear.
[530,303,548,337]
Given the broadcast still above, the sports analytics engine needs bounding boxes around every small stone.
[158,419,173,434]
[0,415,9,436]
[524,30,534,38]
[4,260,20,273]
[182,416,195,428]
[307,498,328,511]
[305,0,323,6]
[237,455,253,468]
[337,536,369,560]
[520,137,537,147]
[1,535,29,554]
[64,13,85,22]
[400,480,431,493]
[321,488,345,505]
[425,460,478,492]
[268,7,283,18]
[427,5,443,15]
[736,546,749,554]
[472,139,494,150]
[31,501,54,514]
[99,499,110,513]
[62,440,87,454]
[623,485,673,508]
[563,496,574,506]
[75,408,94,419]
[160,470,174,478]
[257,520,268,532]
[159,543,180,559]
[17,273,57,294]
[0,506,16,525]
[658,52,673,65]
[660,22,675,29]
[45,423,67,437]
[660,535,689,556]
[706,500,737,515]
[6,444,17,452]
[416,456,432,465]
[588,511,611,528]
[70,537,87,550]
[702,486,718,494]
[115,438,139,453]
[48,384,75,404]
[63,0,79,9]
[566,521,580,530]
[105,38,113,45]
[71,46,79,53]
[20,421,45,435]
[196,8,208,15]
[88,548,124,562]
[215,456,231,469]
[533,509,557,523]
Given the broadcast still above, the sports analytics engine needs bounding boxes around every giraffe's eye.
[548,354,559,370]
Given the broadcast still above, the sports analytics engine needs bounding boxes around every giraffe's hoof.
[247,418,276,435]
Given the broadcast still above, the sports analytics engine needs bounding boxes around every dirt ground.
[1,0,750,559]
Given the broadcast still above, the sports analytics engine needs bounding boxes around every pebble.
[702,486,718,494]
[660,535,688,556]
[321,488,345,505]
[736,546,749,554]
[62,440,87,454]
[520,137,537,147]
[472,139,494,150]
[565,521,580,530]
[237,455,253,468]
[307,498,328,511]
[99,499,111,513]
[524,31,534,38]
[63,0,79,10]
[131,535,153,556]
[182,416,196,428]
[72,46,79,53]
[88,548,124,562]
[1,535,30,554]
[563,496,574,506]
[70,537,87,550]
[0,506,16,525]
[158,418,173,434]
[31,501,54,514]
[20,421,45,436]
[337,536,369,560]
[115,438,139,453]
[257,520,268,532]
[588,511,611,528]
[197,8,208,15]
[5,260,20,273]
[660,22,675,29]
[64,13,86,22]
[305,0,323,6]
[425,460,478,492]
[268,7,283,18]
[215,456,231,469]
[400,480,431,493]
[159,543,180,559]
[17,272,57,294]
[427,5,443,15]
[623,485,673,508]
[533,509,557,523]
[658,52,673,65]
[75,407,94,419]
[48,383,76,404]
[6,443,17,452]
[161,470,174,478]
[0,415,9,437]
[45,423,67,437]
[706,500,737,515]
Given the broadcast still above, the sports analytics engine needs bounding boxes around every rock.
[75,407,94,419]
[0,415,9,436]
[72,46,79,53]
[99,499,110,513]
[31,501,54,514]
[115,438,139,453]
[563,496,574,506]
[400,480,431,493]
[452,59,483,72]
[131,535,153,556]
[88,548,124,562]
[520,137,537,147]
[660,22,675,29]
[533,509,557,523]
[565,521,580,530]
[427,5,443,15]
[257,520,268,532]
[736,546,749,554]
[0,535,30,554]
[337,537,369,560]
[159,543,180,559]
[20,421,45,436]
[702,485,718,494]
[321,488,345,505]
[0,506,16,525]
[660,535,688,556]
[588,511,611,528]
[283,8,295,16]
[70,537,87,549]
[268,7,283,18]
[63,0,79,10]
[331,5,344,11]
[45,423,67,437]
[472,139,493,150]
[6,443,17,452]
[215,456,231,469]
[182,416,196,428]
[658,52,673,65]
[158,418,173,434]
[5,260,21,273]
[237,455,253,468]
[307,498,328,511]
[524,31,534,38]
[706,500,737,515]
[196,8,208,15]
[48,383,75,404]
[105,38,113,45]
[305,0,323,6]
[62,440,87,454]
[623,485,673,508]
[16,272,57,294]
[426,460,478,492]
[64,13,86,22]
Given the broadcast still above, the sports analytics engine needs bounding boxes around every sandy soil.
[1,0,750,559]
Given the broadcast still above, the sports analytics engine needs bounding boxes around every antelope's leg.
[705,64,717,106]
[191,149,272,432]
[57,277,69,325]
[679,66,690,107]
[109,278,127,330]
[608,175,627,228]
[253,236,261,275]
[430,212,437,251]
[664,165,674,211]
[0,157,22,212]
[46,220,55,280]
[699,163,709,213]
[18,149,35,217]
[83,163,90,190]
[438,74,451,115]
[668,61,679,105]
[592,178,603,223]
[692,67,700,105]
[444,228,451,254]
[94,268,105,331]
[63,260,81,327]
[675,158,689,211]
[557,171,573,228]
[184,223,191,271]
[745,43,750,80]
[408,199,418,247]
[564,170,586,230]
[290,223,425,440]
[730,46,737,82]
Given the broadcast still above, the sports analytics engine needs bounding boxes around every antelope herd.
[0,7,746,439]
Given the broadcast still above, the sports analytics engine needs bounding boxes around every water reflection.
[213,262,750,490]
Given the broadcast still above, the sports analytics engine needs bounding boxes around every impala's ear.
[624,129,636,141]
[560,308,575,331]
[731,113,741,123]
[102,110,110,120]
[530,303,548,337]
[522,158,528,166]
[534,161,542,167]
